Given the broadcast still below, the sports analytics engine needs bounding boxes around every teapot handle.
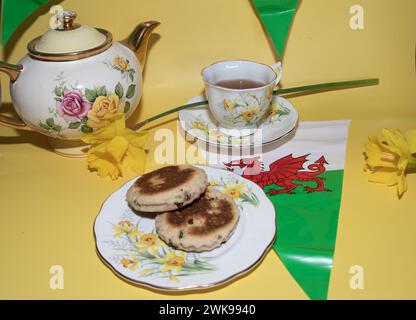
[0,61,31,130]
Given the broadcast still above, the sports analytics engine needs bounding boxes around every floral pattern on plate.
[108,216,216,284]
[94,166,276,290]
[108,178,258,284]
[209,178,259,209]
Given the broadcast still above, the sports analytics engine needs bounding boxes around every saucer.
[179,95,298,147]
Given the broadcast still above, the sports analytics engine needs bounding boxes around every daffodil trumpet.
[81,113,148,179]
[364,128,416,198]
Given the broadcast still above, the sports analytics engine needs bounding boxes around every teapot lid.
[27,10,113,61]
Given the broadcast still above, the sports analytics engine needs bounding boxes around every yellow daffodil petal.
[82,114,148,179]
[406,129,416,154]
[87,148,121,180]
[367,170,399,186]
[123,145,146,174]
[123,130,149,149]
[106,135,129,163]
[382,128,409,155]
[169,275,180,283]
[364,140,397,169]
[397,174,407,197]
[149,246,160,255]
[140,269,153,276]
[161,264,182,273]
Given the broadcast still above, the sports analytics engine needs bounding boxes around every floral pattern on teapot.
[38,56,136,138]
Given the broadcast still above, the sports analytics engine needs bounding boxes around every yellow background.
[0,0,415,299]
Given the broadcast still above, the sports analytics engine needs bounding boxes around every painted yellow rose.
[87,94,124,128]
[113,56,129,71]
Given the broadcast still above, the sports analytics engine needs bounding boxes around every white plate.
[179,95,298,148]
[94,166,276,291]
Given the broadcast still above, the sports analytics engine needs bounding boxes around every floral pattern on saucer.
[180,95,298,148]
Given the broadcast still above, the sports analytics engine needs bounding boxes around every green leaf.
[54,86,62,97]
[39,122,50,131]
[53,125,62,132]
[129,70,135,82]
[81,125,93,133]
[81,116,88,124]
[97,85,107,97]
[126,84,136,99]
[45,118,55,127]
[68,122,81,129]
[124,101,131,113]
[115,82,124,99]
[85,88,97,103]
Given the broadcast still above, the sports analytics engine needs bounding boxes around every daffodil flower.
[121,255,142,271]
[153,251,186,273]
[132,233,164,255]
[81,114,148,180]
[113,220,140,238]
[223,99,237,111]
[221,181,245,199]
[364,128,416,197]
[208,179,221,187]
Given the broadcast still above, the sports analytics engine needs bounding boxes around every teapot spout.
[124,21,160,69]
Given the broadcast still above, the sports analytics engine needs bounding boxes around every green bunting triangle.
[1,0,50,46]
[251,0,299,56]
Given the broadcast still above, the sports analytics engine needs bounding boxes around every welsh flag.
[203,120,350,300]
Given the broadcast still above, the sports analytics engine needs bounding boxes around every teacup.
[201,60,282,136]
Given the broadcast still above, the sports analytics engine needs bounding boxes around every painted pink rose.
[57,89,91,122]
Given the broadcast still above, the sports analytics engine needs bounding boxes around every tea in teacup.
[214,79,266,90]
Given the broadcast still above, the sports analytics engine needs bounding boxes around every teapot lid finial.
[59,10,78,30]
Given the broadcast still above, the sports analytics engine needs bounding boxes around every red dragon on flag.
[223,154,331,195]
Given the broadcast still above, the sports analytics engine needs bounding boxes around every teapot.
[0,10,159,155]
